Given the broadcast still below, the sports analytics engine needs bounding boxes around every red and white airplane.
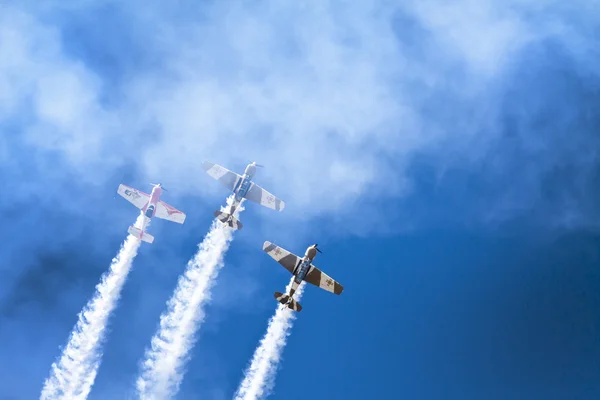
[117,183,186,243]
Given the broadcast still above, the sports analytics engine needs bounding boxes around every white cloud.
[1,0,597,227]
[408,0,535,76]
[0,7,119,175]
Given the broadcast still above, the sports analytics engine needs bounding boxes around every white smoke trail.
[136,196,243,400]
[234,277,305,400]
[40,214,146,400]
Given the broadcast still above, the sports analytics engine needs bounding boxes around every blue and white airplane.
[202,161,285,230]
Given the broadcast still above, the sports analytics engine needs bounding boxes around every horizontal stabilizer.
[214,210,243,230]
[128,225,154,244]
[274,291,302,312]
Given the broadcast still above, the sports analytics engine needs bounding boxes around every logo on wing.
[266,195,275,203]
[325,278,334,287]
[124,189,141,200]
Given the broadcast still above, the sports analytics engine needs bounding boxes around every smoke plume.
[136,196,243,400]
[234,277,306,400]
[40,214,146,400]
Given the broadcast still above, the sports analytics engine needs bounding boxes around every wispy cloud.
[3,0,598,232]
[0,7,117,171]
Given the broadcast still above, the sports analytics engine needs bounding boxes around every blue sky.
[1,0,599,399]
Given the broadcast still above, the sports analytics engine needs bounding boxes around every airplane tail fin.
[128,225,154,244]
[213,210,243,230]
[274,291,302,312]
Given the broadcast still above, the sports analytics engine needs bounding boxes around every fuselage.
[293,246,319,284]
[294,257,312,284]
[233,174,253,203]
[144,185,163,219]
[232,162,259,202]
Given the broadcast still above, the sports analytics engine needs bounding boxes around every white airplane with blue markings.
[201,161,285,230]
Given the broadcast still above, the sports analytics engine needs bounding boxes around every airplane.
[262,241,344,312]
[201,161,285,230]
[117,183,186,243]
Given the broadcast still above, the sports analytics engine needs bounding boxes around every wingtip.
[201,161,213,171]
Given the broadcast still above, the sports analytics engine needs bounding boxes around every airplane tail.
[128,225,155,244]
[213,210,243,230]
[274,291,302,312]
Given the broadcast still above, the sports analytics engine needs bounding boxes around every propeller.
[314,244,322,254]
[150,183,168,191]
[251,161,264,168]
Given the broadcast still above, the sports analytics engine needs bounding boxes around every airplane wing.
[155,200,186,224]
[304,265,344,295]
[202,161,242,192]
[245,182,285,211]
[118,184,150,209]
[262,241,300,274]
